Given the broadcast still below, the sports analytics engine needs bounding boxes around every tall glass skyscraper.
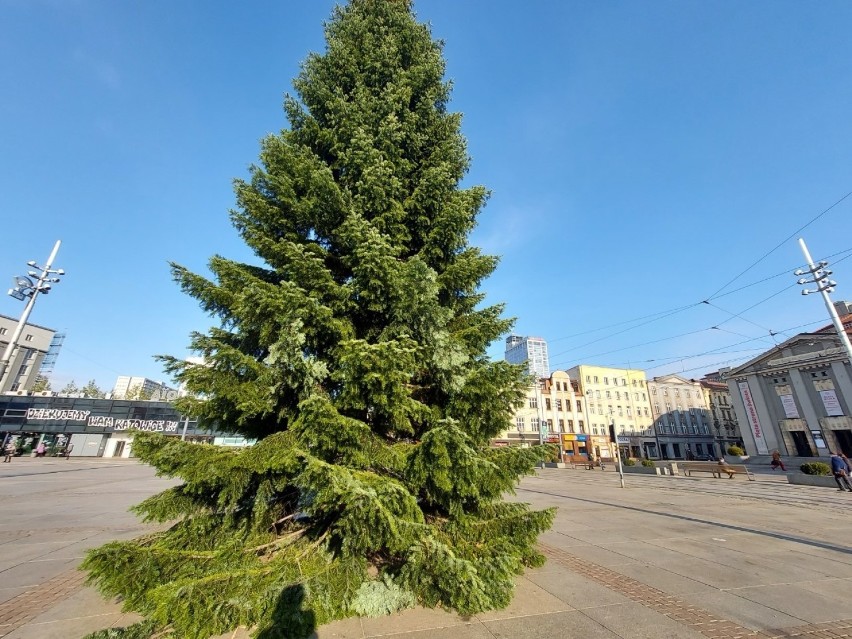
[504,335,550,377]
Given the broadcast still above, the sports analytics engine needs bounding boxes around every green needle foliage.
[83,1,554,637]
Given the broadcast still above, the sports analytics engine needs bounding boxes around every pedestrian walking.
[35,441,46,458]
[3,441,15,463]
[770,450,786,471]
[64,442,74,459]
[829,452,852,492]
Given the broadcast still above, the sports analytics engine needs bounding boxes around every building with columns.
[724,313,852,458]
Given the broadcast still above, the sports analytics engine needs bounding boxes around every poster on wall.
[818,389,844,416]
[738,380,769,454]
[779,394,799,418]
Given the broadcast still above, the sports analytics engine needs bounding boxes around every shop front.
[561,433,589,463]
[589,435,615,461]
[0,395,218,457]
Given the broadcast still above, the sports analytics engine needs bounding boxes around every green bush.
[623,458,636,466]
[22,444,32,455]
[726,445,745,456]
[641,459,655,467]
[799,462,831,476]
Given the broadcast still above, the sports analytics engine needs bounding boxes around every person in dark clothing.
[829,452,852,492]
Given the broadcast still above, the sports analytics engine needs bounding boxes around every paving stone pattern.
[0,570,85,636]
[4,459,852,638]
[540,543,852,639]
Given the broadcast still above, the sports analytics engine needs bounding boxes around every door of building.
[834,430,852,457]
[790,431,812,457]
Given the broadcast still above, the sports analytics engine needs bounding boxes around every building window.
[605,390,611,399]
[556,399,563,411]
[594,376,599,383]
[531,418,540,432]
[567,419,574,432]
[615,391,621,400]
[17,364,28,376]
[632,379,637,387]
[529,397,538,409]
[558,419,564,431]
[545,398,551,410]
[674,389,680,397]
[604,377,609,385]
[0,327,7,335]
[24,334,33,342]
[586,375,591,383]
[516,417,525,431]
[578,420,585,433]
[652,387,657,395]
[576,400,582,412]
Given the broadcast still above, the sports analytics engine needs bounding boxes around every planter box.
[622,465,662,475]
[787,473,837,488]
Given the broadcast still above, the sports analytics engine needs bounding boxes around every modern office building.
[112,376,176,400]
[567,364,655,459]
[0,314,55,393]
[647,374,715,459]
[504,335,550,377]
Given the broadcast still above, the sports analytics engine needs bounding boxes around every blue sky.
[2,0,851,391]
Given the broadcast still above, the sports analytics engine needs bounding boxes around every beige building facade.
[647,374,715,460]
[567,365,655,459]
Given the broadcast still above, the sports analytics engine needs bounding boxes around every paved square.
[1,460,851,638]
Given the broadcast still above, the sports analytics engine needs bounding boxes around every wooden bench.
[681,462,754,481]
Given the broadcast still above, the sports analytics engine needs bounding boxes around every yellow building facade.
[567,364,657,459]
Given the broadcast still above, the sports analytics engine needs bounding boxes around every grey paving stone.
[580,600,708,639]
[484,610,620,639]
[474,575,573,621]
[676,589,807,628]
[732,583,852,623]
[610,562,718,596]
[524,562,634,608]
[358,605,472,637]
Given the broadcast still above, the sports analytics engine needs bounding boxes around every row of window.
[0,327,34,341]
[584,375,645,388]
[515,417,587,434]
[651,387,699,398]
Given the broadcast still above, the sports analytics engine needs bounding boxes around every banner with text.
[738,381,769,454]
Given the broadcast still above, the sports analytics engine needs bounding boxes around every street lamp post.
[795,237,852,363]
[0,241,64,391]
[608,409,626,489]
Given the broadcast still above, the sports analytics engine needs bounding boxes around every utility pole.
[795,238,852,363]
[1,241,64,391]
[609,413,626,489]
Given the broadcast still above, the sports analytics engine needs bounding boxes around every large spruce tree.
[83,1,554,637]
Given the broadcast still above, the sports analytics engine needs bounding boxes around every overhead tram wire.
[541,247,852,351]
[627,318,832,373]
[548,248,852,357]
[706,188,852,301]
[550,279,808,368]
[549,314,832,373]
